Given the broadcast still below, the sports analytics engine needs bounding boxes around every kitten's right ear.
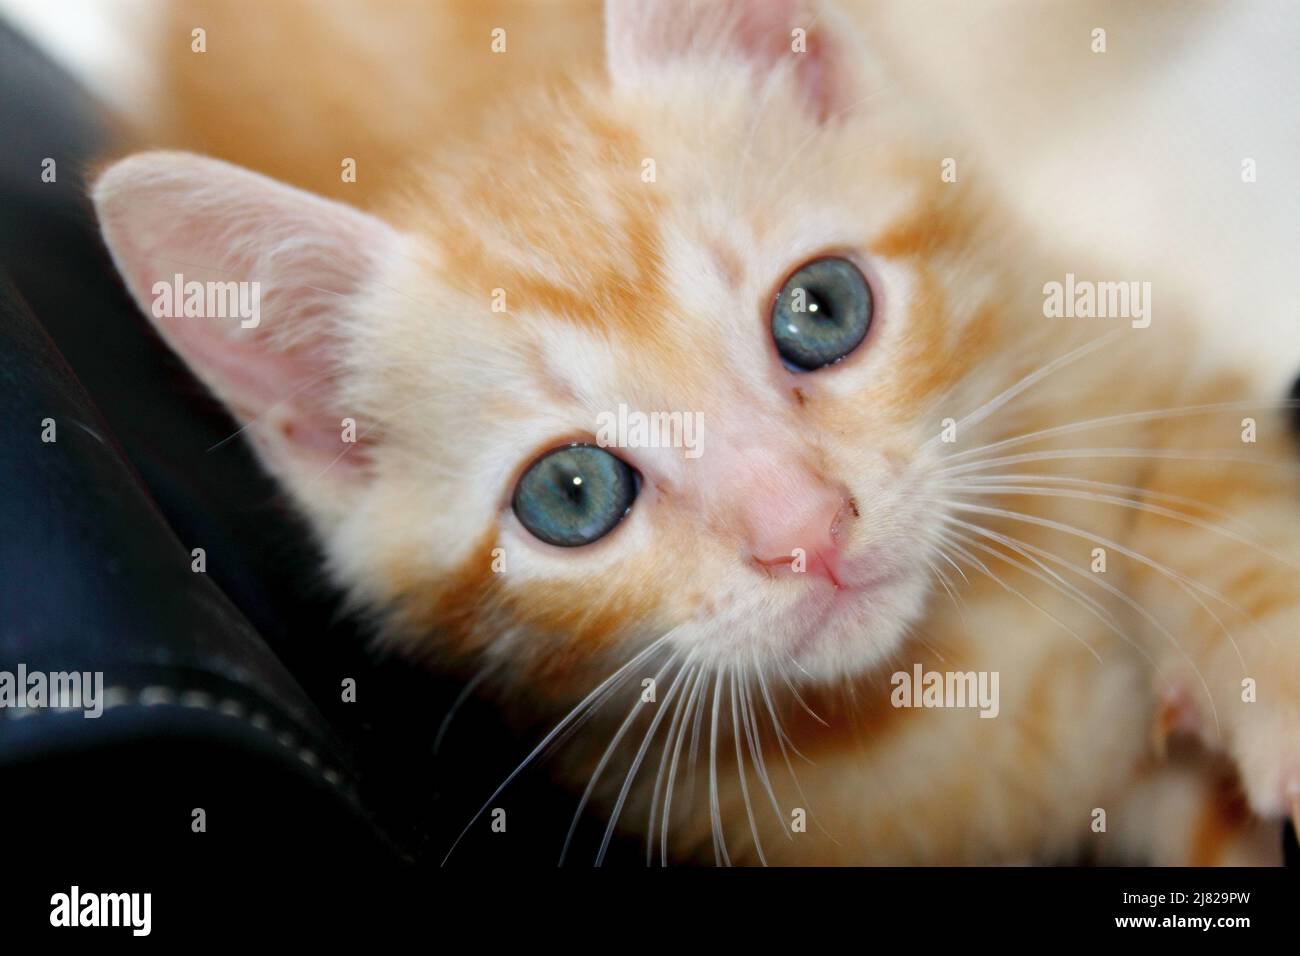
[92,151,401,506]
[604,0,868,120]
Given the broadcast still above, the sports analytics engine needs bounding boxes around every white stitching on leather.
[2,682,350,794]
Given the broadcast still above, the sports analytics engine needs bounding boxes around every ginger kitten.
[92,0,1299,864]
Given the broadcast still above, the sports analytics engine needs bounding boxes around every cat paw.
[1224,705,1300,832]
[1152,677,1300,837]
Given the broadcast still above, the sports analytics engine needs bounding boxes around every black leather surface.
[0,17,404,866]
[0,270,408,863]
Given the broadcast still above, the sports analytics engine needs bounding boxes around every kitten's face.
[337,5,1017,690]
[95,0,1021,694]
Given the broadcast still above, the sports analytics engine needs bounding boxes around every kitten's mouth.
[835,565,903,593]
[785,564,905,658]
[820,545,906,594]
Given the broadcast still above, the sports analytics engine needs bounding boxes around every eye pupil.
[513,444,638,547]
[771,257,872,371]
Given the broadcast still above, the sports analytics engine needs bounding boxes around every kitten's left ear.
[604,0,868,120]
[92,151,401,515]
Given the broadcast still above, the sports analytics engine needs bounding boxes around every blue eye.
[771,256,873,371]
[512,444,638,547]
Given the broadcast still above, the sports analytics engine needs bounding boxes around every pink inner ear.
[718,0,842,120]
[93,151,401,478]
[166,318,368,465]
[605,0,852,121]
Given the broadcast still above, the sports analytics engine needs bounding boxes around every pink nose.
[747,482,852,587]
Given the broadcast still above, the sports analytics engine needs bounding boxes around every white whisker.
[728,666,768,865]
[595,654,696,866]
[944,534,1102,662]
[738,670,788,838]
[940,514,1222,738]
[939,481,1300,576]
[937,499,1252,671]
[708,671,731,867]
[920,331,1124,453]
[661,664,710,866]
[936,447,1300,480]
[433,661,497,755]
[559,650,682,865]
[939,399,1300,466]
[646,665,703,865]
[440,631,675,866]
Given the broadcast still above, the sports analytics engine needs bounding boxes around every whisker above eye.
[758,85,896,208]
